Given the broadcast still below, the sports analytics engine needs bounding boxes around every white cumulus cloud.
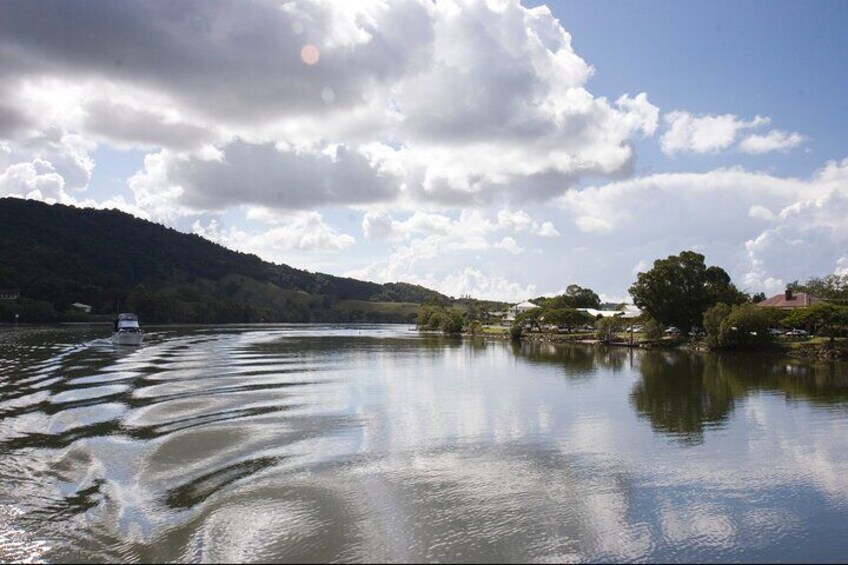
[192,212,356,259]
[738,129,807,154]
[660,111,770,155]
[0,0,659,216]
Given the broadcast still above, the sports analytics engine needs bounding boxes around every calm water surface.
[1,324,848,563]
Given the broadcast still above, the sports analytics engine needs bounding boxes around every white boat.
[112,313,144,346]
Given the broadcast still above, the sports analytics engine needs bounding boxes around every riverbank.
[474,326,848,361]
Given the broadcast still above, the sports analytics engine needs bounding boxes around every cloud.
[536,221,560,237]
[615,93,659,137]
[738,129,807,154]
[494,236,523,254]
[350,207,566,299]
[660,111,770,155]
[131,141,402,214]
[192,213,356,258]
[558,158,848,294]
[0,103,29,137]
[349,262,537,302]
[0,1,432,125]
[362,210,455,240]
[0,159,66,201]
[0,0,659,215]
[361,207,558,244]
[82,99,212,151]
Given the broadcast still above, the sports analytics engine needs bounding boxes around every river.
[1,324,848,562]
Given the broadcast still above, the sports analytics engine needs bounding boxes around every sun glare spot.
[300,44,320,65]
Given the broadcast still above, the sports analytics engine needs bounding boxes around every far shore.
[3,322,848,361]
[469,325,848,361]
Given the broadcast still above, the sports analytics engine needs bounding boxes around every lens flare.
[300,44,319,65]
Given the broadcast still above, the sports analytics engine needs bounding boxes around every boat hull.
[112,332,143,346]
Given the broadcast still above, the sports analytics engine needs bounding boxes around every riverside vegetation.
[417,251,848,358]
[3,198,847,357]
[0,198,464,324]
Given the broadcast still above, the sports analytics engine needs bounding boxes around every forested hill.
[0,198,451,323]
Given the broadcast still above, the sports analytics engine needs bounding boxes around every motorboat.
[112,313,144,346]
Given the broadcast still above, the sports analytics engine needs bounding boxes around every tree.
[595,316,623,341]
[439,311,465,335]
[783,304,848,347]
[642,318,663,340]
[515,307,543,332]
[629,251,745,332]
[509,324,523,341]
[534,284,601,310]
[467,320,483,335]
[563,284,601,309]
[542,307,593,329]
[717,304,774,349]
[703,303,732,347]
[704,303,774,350]
[792,274,848,301]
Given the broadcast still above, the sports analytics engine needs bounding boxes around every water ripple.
[1,325,848,562]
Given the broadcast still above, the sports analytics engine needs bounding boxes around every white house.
[71,302,92,313]
[0,288,19,300]
[505,300,539,322]
[577,305,642,319]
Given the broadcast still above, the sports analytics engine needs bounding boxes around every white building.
[505,300,539,322]
[0,288,19,300]
[71,302,92,313]
[577,305,642,319]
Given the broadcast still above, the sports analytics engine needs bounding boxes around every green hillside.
[0,198,449,323]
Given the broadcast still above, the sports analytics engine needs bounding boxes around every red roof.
[757,292,824,309]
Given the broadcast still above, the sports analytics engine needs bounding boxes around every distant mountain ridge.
[0,198,451,323]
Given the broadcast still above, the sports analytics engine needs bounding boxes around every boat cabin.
[114,313,141,333]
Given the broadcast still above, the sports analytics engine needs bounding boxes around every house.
[756,289,824,310]
[71,302,92,313]
[504,300,539,323]
[577,305,642,319]
[0,288,19,300]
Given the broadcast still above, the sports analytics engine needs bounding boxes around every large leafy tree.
[542,308,593,328]
[533,284,601,310]
[515,307,544,331]
[629,251,746,332]
[783,304,848,347]
[791,274,848,301]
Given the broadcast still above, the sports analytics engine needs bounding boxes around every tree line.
[0,198,453,324]
[418,249,848,351]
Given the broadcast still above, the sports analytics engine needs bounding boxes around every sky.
[1,0,847,303]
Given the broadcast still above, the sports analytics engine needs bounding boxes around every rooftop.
[757,291,824,309]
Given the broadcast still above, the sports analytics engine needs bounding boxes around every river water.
[1,324,848,563]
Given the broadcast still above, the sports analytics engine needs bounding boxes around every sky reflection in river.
[1,325,848,562]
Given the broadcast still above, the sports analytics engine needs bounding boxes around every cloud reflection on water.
[1,326,848,561]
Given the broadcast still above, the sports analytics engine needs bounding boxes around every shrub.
[439,312,465,335]
[642,319,663,340]
[704,303,732,347]
[510,324,523,341]
[596,317,622,341]
[716,304,774,349]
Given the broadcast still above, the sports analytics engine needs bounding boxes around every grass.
[780,335,848,349]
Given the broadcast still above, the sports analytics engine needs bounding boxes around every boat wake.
[0,505,50,564]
